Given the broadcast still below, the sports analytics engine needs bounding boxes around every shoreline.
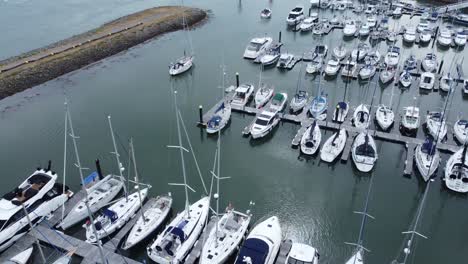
[0,6,207,100]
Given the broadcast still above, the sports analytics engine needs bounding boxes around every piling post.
[47,160,51,171]
[438,60,444,74]
[279,31,282,43]
[236,72,240,87]
[198,105,204,125]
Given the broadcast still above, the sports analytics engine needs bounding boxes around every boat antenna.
[67,104,107,264]
[108,115,128,201]
[61,101,68,222]
[129,138,146,224]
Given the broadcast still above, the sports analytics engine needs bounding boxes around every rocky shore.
[0,6,207,100]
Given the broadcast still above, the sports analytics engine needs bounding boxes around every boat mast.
[108,116,128,200]
[129,138,146,224]
[67,105,107,264]
[61,103,68,222]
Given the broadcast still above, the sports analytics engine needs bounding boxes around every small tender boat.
[419,29,432,43]
[341,60,358,77]
[351,43,369,61]
[206,102,231,134]
[333,45,348,60]
[401,106,420,132]
[399,71,412,88]
[444,145,468,193]
[301,121,322,155]
[122,195,172,250]
[231,84,254,107]
[325,59,340,76]
[255,84,275,109]
[426,111,447,141]
[250,110,280,139]
[169,56,193,76]
[415,138,440,181]
[343,19,358,36]
[332,101,349,123]
[269,93,288,113]
[234,216,282,264]
[376,104,394,131]
[359,24,370,37]
[437,28,453,47]
[422,53,438,72]
[403,26,416,43]
[404,55,418,71]
[359,63,376,80]
[440,73,453,92]
[320,128,347,162]
[309,95,328,120]
[352,132,378,172]
[260,8,272,19]
[454,119,468,144]
[353,104,370,129]
[380,67,395,84]
[7,247,33,264]
[306,56,323,74]
[277,53,294,69]
[384,46,400,67]
[285,242,320,264]
[419,72,435,90]
[244,37,273,59]
[393,7,402,17]
[300,17,317,31]
[454,31,467,46]
[287,6,305,26]
[290,90,309,113]
[417,20,430,33]
[85,188,148,243]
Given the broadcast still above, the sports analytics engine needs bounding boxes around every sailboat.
[147,91,210,263]
[301,121,322,155]
[169,6,195,76]
[425,111,447,141]
[206,67,232,134]
[5,247,33,264]
[353,104,370,129]
[454,119,468,144]
[414,138,440,181]
[352,132,378,172]
[255,65,274,109]
[320,128,347,162]
[290,62,309,113]
[309,74,327,120]
[333,102,349,123]
[375,84,395,131]
[200,117,251,264]
[445,144,468,193]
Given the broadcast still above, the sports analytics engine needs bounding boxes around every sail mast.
[129,138,146,224]
[174,91,190,216]
[61,103,68,222]
[107,116,128,200]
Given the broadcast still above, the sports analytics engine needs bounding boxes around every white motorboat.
[290,91,309,113]
[351,43,369,61]
[287,6,305,26]
[59,173,123,230]
[301,121,322,155]
[231,84,254,107]
[343,19,357,37]
[234,216,282,264]
[366,16,377,28]
[285,243,320,264]
[393,7,402,17]
[417,20,430,33]
[444,145,468,193]
[379,67,395,84]
[403,26,416,43]
[244,37,273,59]
[122,195,172,250]
[314,44,328,57]
[415,139,440,181]
[401,106,420,132]
[422,53,438,72]
[365,5,376,14]
[85,188,148,243]
[169,56,193,76]
[300,17,317,31]
[437,28,453,47]
[277,53,294,69]
[359,24,370,37]
[309,95,328,120]
[320,128,347,162]
[260,43,282,66]
[268,93,288,113]
[419,29,432,43]
[255,85,274,109]
[387,31,397,42]
[6,247,33,264]
[206,101,231,134]
[250,111,280,139]
[426,111,447,141]
[421,11,430,20]
[419,72,435,90]
[353,104,370,129]
[384,46,400,67]
[345,249,363,264]
[306,56,323,74]
[333,45,347,60]
[147,197,210,263]
[359,64,376,80]
[376,105,394,131]
[352,132,378,172]
[260,8,272,19]
[332,101,348,123]
[403,55,418,71]
[399,71,412,88]
[454,119,468,144]
[440,73,453,92]
[341,60,358,77]
[325,59,340,76]
[454,31,467,46]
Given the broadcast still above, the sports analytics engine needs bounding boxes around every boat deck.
[274,239,293,264]
[184,217,217,264]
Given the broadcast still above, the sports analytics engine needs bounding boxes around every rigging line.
[203,148,217,246]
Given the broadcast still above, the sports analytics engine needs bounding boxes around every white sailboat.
[352,132,378,172]
[379,67,395,84]
[320,128,347,162]
[375,105,394,131]
[301,121,322,155]
[445,144,468,193]
[415,138,440,181]
[333,44,348,60]
[169,10,195,76]
[454,119,468,144]
[439,73,453,92]
[290,63,309,113]
[332,102,349,123]
[425,111,447,141]
[399,71,412,88]
[254,65,274,109]
[5,247,33,264]
[353,104,370,129]
[206,68,232,134]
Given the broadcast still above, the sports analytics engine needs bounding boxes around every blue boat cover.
[422,138,436,156]
[103,208,118,222]
[338,102,347,109]
[165,226,186,243]
[83,172,98,187]
[208,115,222,128]
[235,238,270,264]
[459,120,468,127]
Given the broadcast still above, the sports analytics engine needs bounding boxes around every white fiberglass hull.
[353,104,370,129]
[445,147,468,193]
[301,124,322,155]
[169,56,193,76]
[320,129,347,162]
[352,133,378,172]
[376,105,394,131]
[454,120,468,144]
[8,247,33,264]
[415,144,440,181]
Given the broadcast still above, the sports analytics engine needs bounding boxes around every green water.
[0,0,468,263]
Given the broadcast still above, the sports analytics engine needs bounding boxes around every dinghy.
[122,195,172,250]
[341,60,358,77]
[401,106,420,132]
[444,145,468,193]
[290,91,309,113]
[454,119,468,144]
[260,8,272,19]
[231,84,254,107]
[301,121,322,155]
[320,128,347,162]
[206,102,231,134]
[333,44,347,60]
[399,71,412,88]
[376,105,394,130]
[415,138,440,181]
[234,216,282,264]
[359,63,376,80]
[422,53,438,72]
[285,242,320,264]
[169,56,193,76]
[250,110,280,139]
[419,72,435,90]
[439,73,453,92]
[6,247,33,264]
[353,104,370,129]
[426,111,447,141]
[379,67,395,84]
[286,6,305,26]
[352,132,378,172]
[332,102,349,123]
[255,85,274,109]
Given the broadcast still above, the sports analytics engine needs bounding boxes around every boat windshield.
[255,118,269,126]
[247,42,262,52]
[406,116,418,124]
[423,76,432,83]
[287,257,314,264]
[288,13,300,19]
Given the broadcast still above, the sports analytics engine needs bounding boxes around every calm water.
[1,0,468,263]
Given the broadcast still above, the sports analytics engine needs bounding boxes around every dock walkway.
[184,217,217,264]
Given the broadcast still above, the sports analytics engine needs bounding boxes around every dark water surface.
[0,0,467,263]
